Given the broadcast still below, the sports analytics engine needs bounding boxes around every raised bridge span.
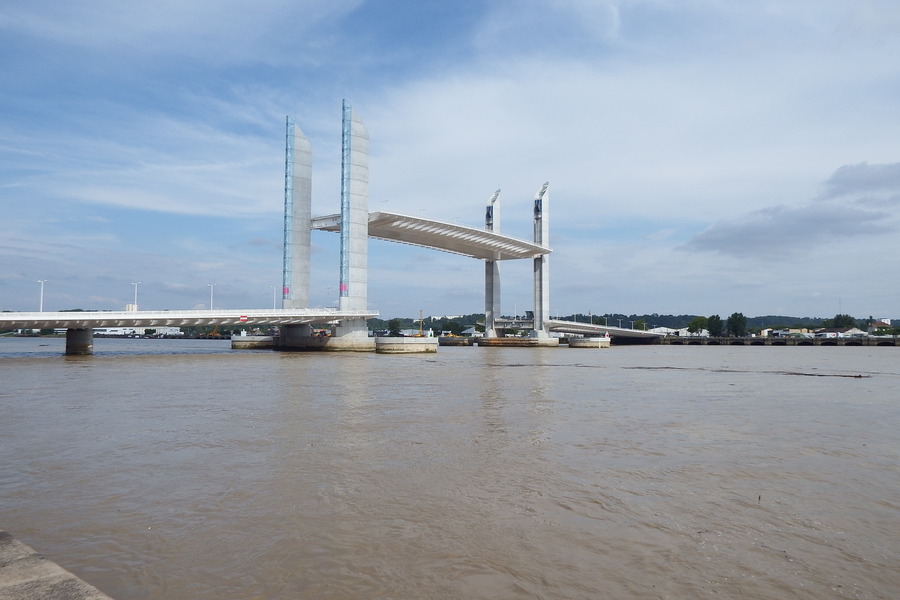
[312,211,549,261]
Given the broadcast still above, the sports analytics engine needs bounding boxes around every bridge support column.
[483,190,501,338]
[65,328,93,355]
[282,117,313,309]
[484,261,500,337]
[531,183,550,340]
[338,100,369,315]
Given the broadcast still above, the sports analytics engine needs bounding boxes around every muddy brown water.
[2,338,898,599]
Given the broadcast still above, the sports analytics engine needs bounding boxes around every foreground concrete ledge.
[0,531,114,600]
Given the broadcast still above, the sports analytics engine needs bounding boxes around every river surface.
[1,337,898,599]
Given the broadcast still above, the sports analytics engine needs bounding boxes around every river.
[1,337,898,599]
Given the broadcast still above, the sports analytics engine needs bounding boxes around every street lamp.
[617,319,622,328]
[207,284,215,310]
[271,285,277,309]
[132,281,140,311]
[38,280,46,312]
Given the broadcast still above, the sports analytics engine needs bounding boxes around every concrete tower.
[532,182,550,338]
[483,189,501,338]
[278,102,374,351]
[338,99,369,313]
[282,116,312,309]
[327,100,374,349]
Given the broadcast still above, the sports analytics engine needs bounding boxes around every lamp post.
[38,280,46,312]
[271,285,277,309]
[207,284,215,310]
[132,282,140,311]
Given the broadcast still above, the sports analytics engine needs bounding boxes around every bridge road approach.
[545,319,663,342]
[495,317,664,342]
[0,309,377,355]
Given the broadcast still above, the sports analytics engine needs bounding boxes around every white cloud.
[682,162,900,258]
[0,0,362,64]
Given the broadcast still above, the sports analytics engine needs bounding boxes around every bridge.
[0,309,376,355]
[6,101,639,354]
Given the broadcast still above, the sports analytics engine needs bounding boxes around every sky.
[2,0,899,320]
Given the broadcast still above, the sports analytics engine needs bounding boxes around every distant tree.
[443,321,464,335]
[726,312,748,337]
[387,318,402,337]
[687,316,708,335]
[707,315,724,337]
[828,314,858,329]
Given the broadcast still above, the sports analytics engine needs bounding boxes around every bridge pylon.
[531,182,551,340]
[479,183,556,346]
[277,101,375,351]
[483,189,501,338]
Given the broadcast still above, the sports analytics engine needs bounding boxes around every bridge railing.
[0,308,378,329]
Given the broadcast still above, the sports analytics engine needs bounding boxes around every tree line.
[685,314,745,337]
[368,312,896,338]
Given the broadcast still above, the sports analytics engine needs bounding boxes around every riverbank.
[0,531,113,600]
[660,335,897,346]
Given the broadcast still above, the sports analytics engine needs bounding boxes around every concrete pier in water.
[374,336,438,353]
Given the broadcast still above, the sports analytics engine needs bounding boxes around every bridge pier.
[65,328,93,355]
[276,319,375,352]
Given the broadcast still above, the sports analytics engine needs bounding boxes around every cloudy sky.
[2,0,898,320]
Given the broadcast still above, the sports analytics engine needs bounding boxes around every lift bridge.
[3,101,661,353]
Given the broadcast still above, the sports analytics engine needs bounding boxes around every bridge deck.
[312,211,550,260]
[0,309,377,330]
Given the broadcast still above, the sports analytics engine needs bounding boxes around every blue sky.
[2,0,899,320]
